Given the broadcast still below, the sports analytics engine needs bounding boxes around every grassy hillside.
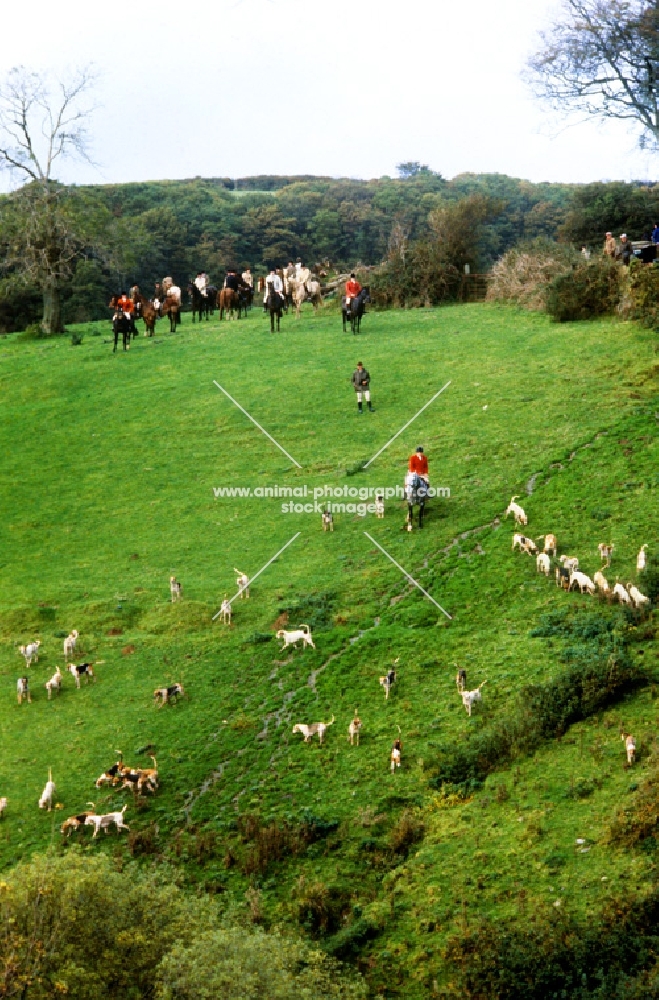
[0,301,657,996]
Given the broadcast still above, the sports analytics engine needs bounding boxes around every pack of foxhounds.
[3,498,653,828]
[507,493,652,765]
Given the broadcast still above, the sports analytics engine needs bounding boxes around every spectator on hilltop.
[652,223,659,245]
[604,232,617,258]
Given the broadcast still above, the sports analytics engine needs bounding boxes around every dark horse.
[266,288,284,332]
[109,295,133,352]
[342,286,370,334]
[405,471,428,530]
[187,283,211,323]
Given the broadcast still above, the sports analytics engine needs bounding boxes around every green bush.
[607,762,659,846]
[0,851,366,999]
[440,892,659,999]
[156,927,366,1000]
[21,321,47,340]
[639,550,659,602]
[545,256,623,322]
[627,259,659,329]
[0,850,214,998]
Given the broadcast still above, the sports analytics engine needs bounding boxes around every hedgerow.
[429,608,643,787]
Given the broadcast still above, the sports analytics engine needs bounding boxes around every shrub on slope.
[0,851,365,1000]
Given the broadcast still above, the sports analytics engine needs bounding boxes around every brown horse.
[162,295,181,332]
[218,287,238,320]
[135,294,158,336]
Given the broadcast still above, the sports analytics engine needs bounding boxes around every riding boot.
[357,401,363,414]
[368,401,374,412]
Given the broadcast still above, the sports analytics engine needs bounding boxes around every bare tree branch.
[0,65,98,333]
[0,64,97,185]
[527,0,659,150]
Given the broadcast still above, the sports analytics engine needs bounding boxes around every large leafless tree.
[528,1,659,150]
[0,66,97,333]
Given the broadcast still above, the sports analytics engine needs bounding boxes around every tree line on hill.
[4,170,659,332]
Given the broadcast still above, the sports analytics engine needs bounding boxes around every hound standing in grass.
[348,711,362,745]
[68,662,95,688]
[276,625,315,650]
[622,732,636,765]
[379,667,397,701]
[375,494,384,518]
[234,569,250,597]
[536,553,551,576]
[321,508,334,532]
[153,682,185,706]
[505,496,528,526]
[512,533,537,555]
[627,584,650,609]
[538,533,557,557]
[460,681,487,717]
[17,677,31,705]
[63,630,79,660]
[39,769,56,811]
[18,641,40,668]
[85,804,130,838]
[61,810,95,836]
[613,582,632,605]
[292,716,335,744]
[219,596,232,624]
[170,576,182,602]
[390,738,402,773]
[45,667,63,700]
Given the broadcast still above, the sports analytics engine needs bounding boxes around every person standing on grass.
[352,361,373,414]
[408,446,429,484]
[604,232,616,258]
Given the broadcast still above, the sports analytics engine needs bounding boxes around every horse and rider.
[342,273,370,333]
[264,267,285,332]
[162,277,182,331]
[218,268,249,320]
[188,272,213,322]
[405,447,430,530]
[241,267,254,308]
[110,291,136,352]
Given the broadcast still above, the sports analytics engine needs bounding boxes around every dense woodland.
[2,170,659,331]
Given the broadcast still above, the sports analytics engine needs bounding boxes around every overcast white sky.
[1,0,656,189]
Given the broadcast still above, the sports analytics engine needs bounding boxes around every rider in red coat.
[345,273,362,302]
[408,447,429,482]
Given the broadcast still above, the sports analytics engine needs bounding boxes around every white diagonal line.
[212,532,301,619]
[213,380,302,469]
[363,381,451,469]
[364,531,452,619]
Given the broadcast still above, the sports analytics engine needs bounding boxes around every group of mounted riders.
[110,262,369,351]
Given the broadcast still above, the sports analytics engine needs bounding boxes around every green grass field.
[0,300,657,996]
